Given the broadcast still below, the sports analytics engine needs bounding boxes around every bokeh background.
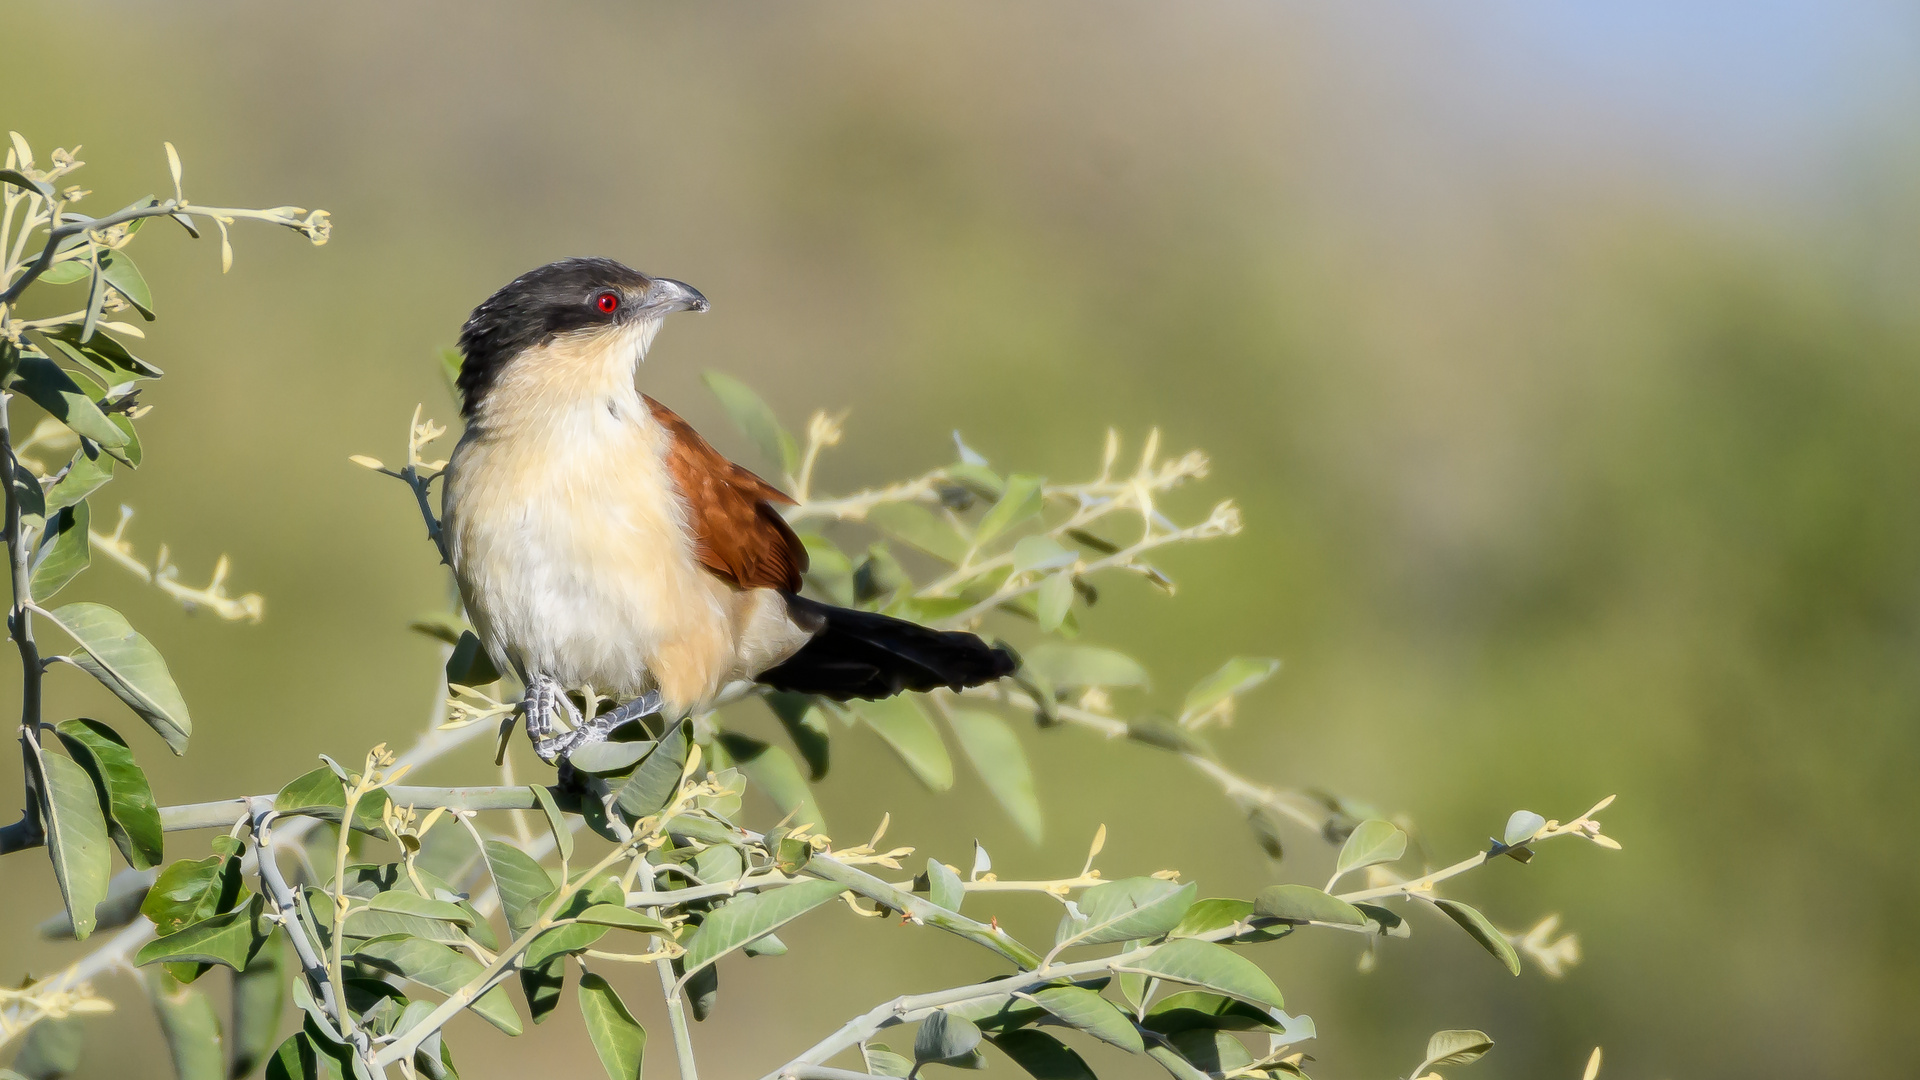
[5,2,1920,1077]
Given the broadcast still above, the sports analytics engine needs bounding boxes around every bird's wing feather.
[646,394,808,592]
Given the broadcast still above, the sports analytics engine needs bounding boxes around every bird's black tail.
[757,594,1017,701]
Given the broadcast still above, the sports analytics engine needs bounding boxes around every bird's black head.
[455,257,708,416]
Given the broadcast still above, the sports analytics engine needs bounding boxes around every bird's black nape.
[757,594,1018,700]
[455,257,653,416]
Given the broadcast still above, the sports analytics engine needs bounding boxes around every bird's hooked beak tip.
[648,278,708,315]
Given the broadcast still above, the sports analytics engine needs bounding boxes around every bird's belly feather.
[444,406,735,709]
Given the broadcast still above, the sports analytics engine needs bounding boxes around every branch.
[759,915,1279,1079]
[804,854,1041,969]
[0,705,496,1037]
[1,387,46,852]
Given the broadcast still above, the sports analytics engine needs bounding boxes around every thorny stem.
[952,683,1332,834]
[759,916,1282,1079]
[0,195,325,309]
[329,775,371,1046]
[373,774,701,1069]
[659,949,700,1080]
[1336,800,1616,905]
[935,502,1237,627]
[0,386,46,848]
[637,850,701,1080]
[253,806,374,1065]
[0,695,490,1039]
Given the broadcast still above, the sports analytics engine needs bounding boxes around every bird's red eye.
[594,292,620,314]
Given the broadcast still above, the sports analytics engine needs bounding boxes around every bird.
[441,257,1016,762]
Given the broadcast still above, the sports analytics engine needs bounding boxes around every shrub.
[0,135,1614,1080]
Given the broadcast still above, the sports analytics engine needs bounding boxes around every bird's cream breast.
[442,330,736,709]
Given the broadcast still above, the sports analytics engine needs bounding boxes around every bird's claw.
[526,681,663,765]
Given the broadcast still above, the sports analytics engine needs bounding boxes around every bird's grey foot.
[542,690,664,763]
[525,674,587,765]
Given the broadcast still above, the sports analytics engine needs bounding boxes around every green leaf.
[529,783,573,863]
[12,1016,83,1079]
[44,445,113,515]
[366,890,476,925]
[142,836,246,936]
[54,717,162,870]
[574,904,669,933]
[1434,900,1520,975]
[1056,878,1197,948]
[1334,819,1406,878]
[37,865,152,939]
[349,937,523,1035]
[40,750,112,940]
[702,370,798,476]
[1142,991,1284,1035]
[522,921,609,968]
[137,894,271,972]
[482,840,557,936]
[1124,939,1284,1009]
[1144,1044,1212,1080]
[443,631,499,688]
[39,323,163,380]
[1420,1029,1495,1070]
[407,612,467,646]
[799,534,857,605]
[146,966,225,1080]
[679,878,847,975]
[521,955,566,1027]
[29,500,89,600]
[271,767,390,837]
[991,1031,1095,1080]
[1166,1029,1255,1075]
[614,720,690,821]
[867,502,968,564]
[440,348,464,403]
[863,1043,914,1078]
[568,737,654,776]
[1244,803,1285,861]
[944,709,1042,843]
[717,732,827,834]
[678,961,717,1022]
[11,353,130,448]
[764,691,831,780]
[107,413,141,467]
[1252,885,1368,927]
[852,696,952,791]
[925,858,964,913]
[343,908,470,949]
[1169,898,1289,943]
[1118,952,1148,1014]
[1028,986,1142,1052]
[1021,643,1149,690]
[99,251,155,320]
[743,932,788,957]
[973,474,1044,548]
[263,1032,345,1080]
[1180,658,1281,721]
[230,935,290,1079]
[1010,535,1077,575]
[44,602,191,754]
[1034,572,1075,633]
[1355,902,1408,937]
[915,1010,983,1065]
[1504,810,1546,846]
[578,973,646,1080]
[11,447,46,534]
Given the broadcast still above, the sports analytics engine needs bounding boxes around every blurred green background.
[5,2,1919,1077]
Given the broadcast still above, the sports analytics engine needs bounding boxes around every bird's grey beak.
[643,278,708,315]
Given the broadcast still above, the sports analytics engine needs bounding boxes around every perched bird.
[442,257,1015,761]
